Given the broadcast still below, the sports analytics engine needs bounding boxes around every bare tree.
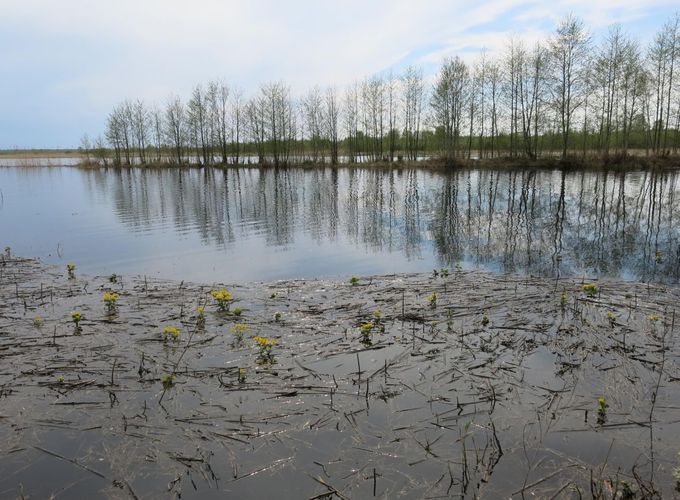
[548,15,591,159]
[325,87,340,164]
[431,56,469,162]
[302,86,324,162]
[403,66,424,161]
[165,95,186,165]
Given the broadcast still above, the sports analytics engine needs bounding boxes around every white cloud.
[0,0,676,147]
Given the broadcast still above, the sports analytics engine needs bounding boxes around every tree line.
[83,13,680,167]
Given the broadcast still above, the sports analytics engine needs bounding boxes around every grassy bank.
[3,148,680,171]
[1,255,679,498]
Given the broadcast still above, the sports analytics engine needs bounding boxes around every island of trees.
[81,14,680,168]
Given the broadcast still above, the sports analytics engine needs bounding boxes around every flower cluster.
[581,283,598,297]
[596,396,608,424]
[102,292,119,313]
[196,306,206,328]
[70,311,83,327]
[359,322,374,345]
[231,323,250,340]
[253,335,277,347]
[163,326,181,342]
[253,335,278,362]
[210,289,233,311]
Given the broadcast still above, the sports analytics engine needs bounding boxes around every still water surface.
[1,165,678,282]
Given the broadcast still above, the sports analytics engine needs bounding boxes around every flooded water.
[1,165,679,282]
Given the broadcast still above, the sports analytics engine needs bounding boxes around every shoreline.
[1,255,679,497]
[3,152,680,172]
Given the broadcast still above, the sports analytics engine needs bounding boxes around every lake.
[1,165,678,283]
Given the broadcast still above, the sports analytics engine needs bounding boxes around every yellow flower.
[70,311,83,324]
[581,283,598,296]
[196,306,205,315]
[163,326,180,340]
[360,322,374,334]
[211,289,232,301]
[210,289,233,311]
[253,335,278,347]
[231,324,250,335]
[647,314,660,322]
[102,292,119,312]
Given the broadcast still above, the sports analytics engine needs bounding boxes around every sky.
[1,0,678,149]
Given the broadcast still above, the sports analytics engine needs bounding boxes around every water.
[1,165,679,282]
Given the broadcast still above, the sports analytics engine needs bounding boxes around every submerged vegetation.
[1,257,679,497]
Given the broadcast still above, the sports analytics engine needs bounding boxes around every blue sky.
[1,0,678,149]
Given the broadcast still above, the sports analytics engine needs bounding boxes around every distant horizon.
[1,0,679,149]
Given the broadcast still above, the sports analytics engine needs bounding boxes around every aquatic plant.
[102,292,119,313]
[481,313,490,327]
[70,311,83,328]
[428,292,437,308]
[581,283,598,297]
[274,311,281,322]
[233,306,243,316]
[253,335,278,363]
[560,292,568,308]
[238,367,247,384]
[440,268,449,277]
[210,289,233,311]
[359,322,374,345]
[648,314,661,334]
[109,273,118,284]
[231,323,250,341]
[57,375,65,384]
[655,250,663,264]
[33,315,43,328]
[196,306,206,328]
[372,309,383,324]
[66,262,76,279]
[607,311,616,327]
[596,396,608,424]
[350,276,359,286]
[161,373,174,389]
[620,481,634,498]
[270,291,277,299]
[163,326,181,342]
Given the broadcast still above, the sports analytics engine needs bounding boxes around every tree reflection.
[83,166,680,282]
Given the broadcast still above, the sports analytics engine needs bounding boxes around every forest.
[83,14,680,167]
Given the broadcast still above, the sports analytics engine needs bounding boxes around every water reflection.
[3,166,679,282]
